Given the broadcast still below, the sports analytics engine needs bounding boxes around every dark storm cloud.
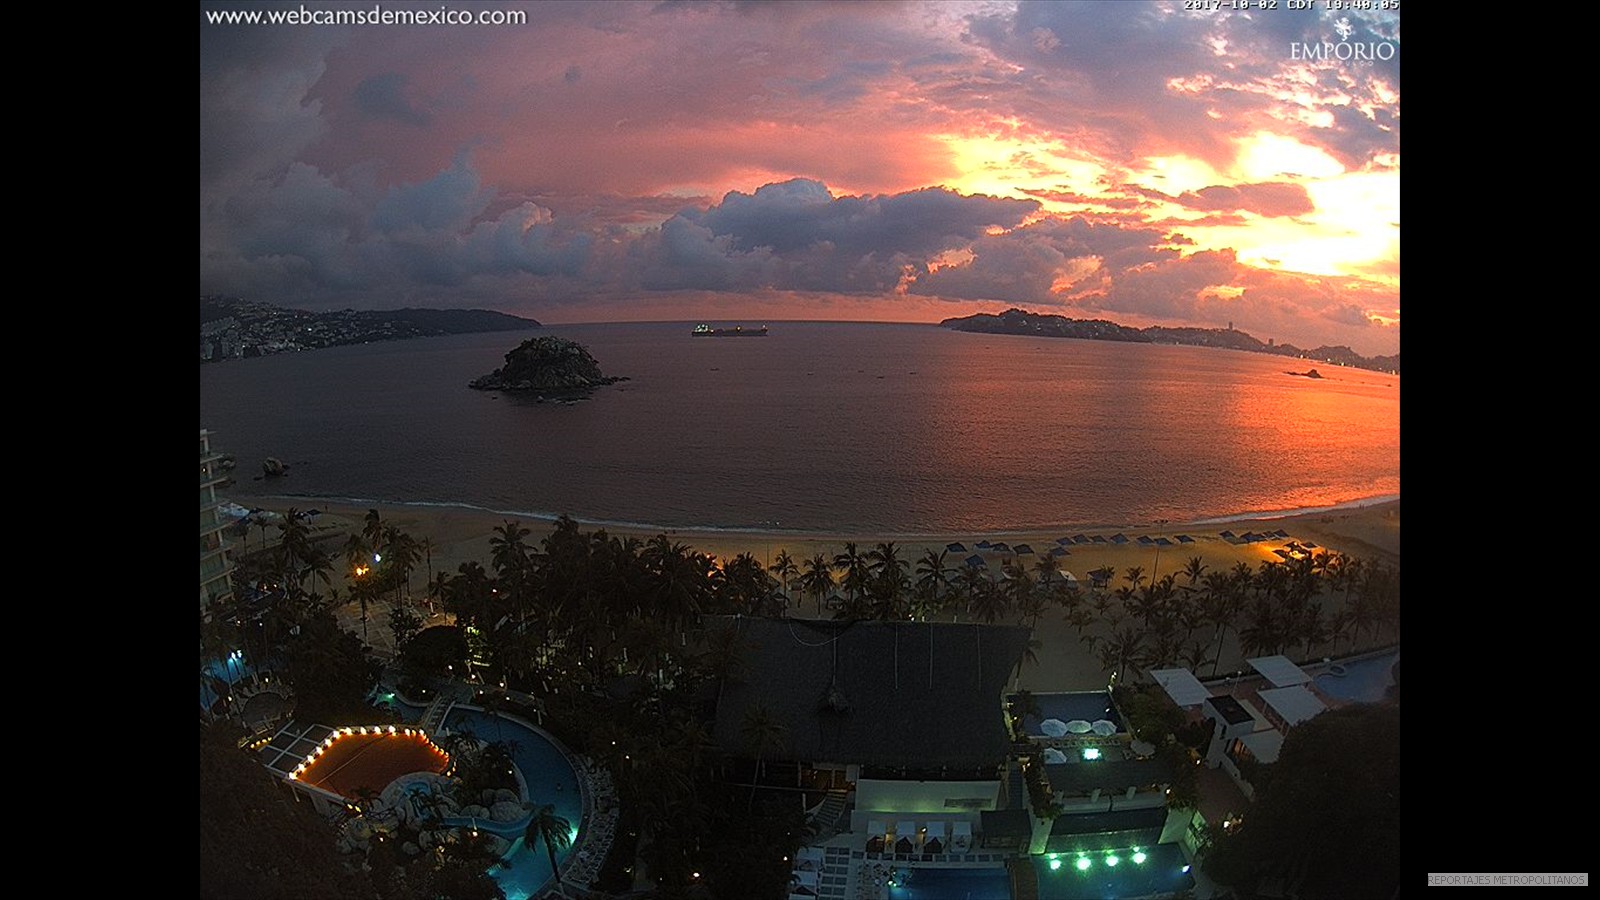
[632,178,1039,295]
[353,73,432,126]
[690,179,1037,257]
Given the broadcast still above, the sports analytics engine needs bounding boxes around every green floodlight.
[1076,857,1092,871]
[1048,853,1058,860]
[1106,854,1120,867]
[1049,858,1062,871]
[1082,747,1101,760]
[1133,851,1147,864]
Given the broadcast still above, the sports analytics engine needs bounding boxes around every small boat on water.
[692,323,768,337]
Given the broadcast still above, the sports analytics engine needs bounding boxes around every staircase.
[810,790,851,839]
[1007,763,1028,809]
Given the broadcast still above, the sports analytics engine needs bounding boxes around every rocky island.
[468,335,627,396]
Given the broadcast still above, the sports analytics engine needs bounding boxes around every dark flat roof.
[1206,694,1255,726]
[1049,805,1168,836]
[981,808,1034,837]
[709,616,1031,770]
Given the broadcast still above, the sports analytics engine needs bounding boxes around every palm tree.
[524,803,573,891]
[362,509,385,556]
[1032,553,1061,586]
[914,549,952,620]
[1009,688,1041,734]
[741,703,787,811]
[1098,624,1146,684]
[1123,566,1146,589]
[867,541,911,620]
[1013,634,1041,688]
[833,542,869,604]
[769,550,799,611]
[1182,556,1208,587]
[800,553,835,617]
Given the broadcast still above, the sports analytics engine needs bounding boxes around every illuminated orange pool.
[294,731,449,799]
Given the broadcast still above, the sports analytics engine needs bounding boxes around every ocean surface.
[198,322,1399,536]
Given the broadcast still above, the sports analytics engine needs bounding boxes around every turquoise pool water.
[1314,651,1398,704]
[886,866,1010,900]
[441,707,585,900]
[1034,843,1193,899]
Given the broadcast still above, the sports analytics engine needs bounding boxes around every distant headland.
[940,308,1399,375]
[199,296,539,362]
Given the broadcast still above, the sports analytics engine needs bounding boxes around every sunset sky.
[200,1,1400,355]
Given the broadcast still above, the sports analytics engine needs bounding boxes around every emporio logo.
[1291,17,1395,63]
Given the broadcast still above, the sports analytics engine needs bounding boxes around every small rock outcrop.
[469,336,626,394]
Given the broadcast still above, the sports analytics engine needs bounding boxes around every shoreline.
[231,490,1400,546]
[230,493,1399,585]
[226,493,1398,690]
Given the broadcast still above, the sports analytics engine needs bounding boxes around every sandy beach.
[233,496,1399,690]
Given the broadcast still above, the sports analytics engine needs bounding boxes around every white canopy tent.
[1149,667,1212,708]
[895,820,918,853]
[1248,655,1313,687]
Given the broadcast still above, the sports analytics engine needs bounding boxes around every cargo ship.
[692,323,768,336]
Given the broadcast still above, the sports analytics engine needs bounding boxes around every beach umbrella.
[1040,718,1069,737]
[1049,547,1069,558]
[1137,535,1154,545]
[1155,537,1173,546]
[1056,536,1073,545]
[976,540,993,549]
[1091,719,1117,736]
[1066,719,1093,734]
[946,542,967,553]
[1090,535,1108,544]
[992,542,1012,553]
[964,554,986,569]
[1111,534,1129,545]
[1013,543,1034,555]
[1073,534,1090,544]
[1042,747,1069,764]
[1176,535,1195,544]
[1219,530,1237,539]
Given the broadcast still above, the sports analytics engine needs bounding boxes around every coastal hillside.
[200,296,540,362]
[941,308,1399,375]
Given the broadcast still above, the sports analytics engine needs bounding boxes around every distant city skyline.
[200,1,1399,355]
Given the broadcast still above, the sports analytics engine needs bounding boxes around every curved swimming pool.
[442,707,586,900]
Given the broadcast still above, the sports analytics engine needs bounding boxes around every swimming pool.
[1034,843,1193,899]
[886,866,1010,900]
[1018,692,1124,736]
[442,707,585,900]
[1313,651,1399,704]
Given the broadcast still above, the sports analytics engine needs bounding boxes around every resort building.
[707,616,1030,839]
[1202,655,1329,801]
[200,429,236,614]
